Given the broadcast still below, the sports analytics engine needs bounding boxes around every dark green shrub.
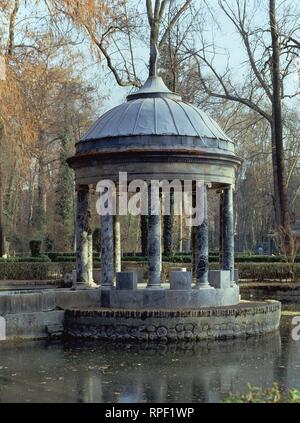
[0,256,51,263]
[17,255,51,263]
[46,252,75,261]
[122,256,147,262]
[52,256,77,262]
[29,240,42,257]
[123,252,144,257]
[47,252,58,261]
[236,262,300,281]
[235,255,284,263]
[46,252,99,260]
[45,252,300,264]
[0,262,75,280]
[1,260,299,281]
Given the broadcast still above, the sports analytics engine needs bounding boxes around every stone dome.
[75,76,235,156]
[82,76,232,145]
[69,74,240,188]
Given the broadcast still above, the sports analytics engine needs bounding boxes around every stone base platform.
[100,285,240,309]
[64,300,281,342]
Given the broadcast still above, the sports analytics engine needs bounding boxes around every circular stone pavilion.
[66,63,281,342]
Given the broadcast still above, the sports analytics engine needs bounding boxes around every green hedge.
[123,255,300,264]
[52,256,77,262]
[0,262,75,281]
[48,252,100,262]
[47,252,76,261]
[1,259,300,282]
[0,255,51,263]
[236,263,300,281]
[40,251,300,264]
[121,261,300,282]
[234,255,300,263]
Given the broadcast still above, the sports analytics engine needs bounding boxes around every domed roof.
[81,76,233,145]
[69,72,240,187]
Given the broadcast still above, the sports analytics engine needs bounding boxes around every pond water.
[0,307,300,403]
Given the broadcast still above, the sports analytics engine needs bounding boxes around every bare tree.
[190,0,300,254]
[47,0,193,85]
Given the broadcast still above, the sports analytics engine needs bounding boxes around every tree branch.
[7,0,20,56]
[218,0,273,101]
[146,0,154,25]
[195,59,272,123]
[159,0,192,47]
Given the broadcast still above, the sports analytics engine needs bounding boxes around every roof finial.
[149,43,159,77]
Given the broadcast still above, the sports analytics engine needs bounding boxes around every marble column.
[76,185,93,287]
[223,185,235,281]
[195,184,210,288]
[191,225,196,277]
[219,191,224,266]
[147,184,161,288]
[88,231,94,284]
[140,215,148,256]
[101,211,114,289]
[163,190,174,257]
[114,214,121,274]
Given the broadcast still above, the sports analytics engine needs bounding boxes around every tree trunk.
[0,125,5,257]
[0,179,5,257]
[147,0,166,77]
[269,0,291,253]
[149,24,160,76]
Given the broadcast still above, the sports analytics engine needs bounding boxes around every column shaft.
[76,185,92,286]
[101,213,114,288]
[140,215,148,256]
[147,185,161,288]
[219,192,224,266]
[88,232,94,284]
[195,184,209,287]
[163,190,174,256]
[114,214,121,273]
[223,185,234,280]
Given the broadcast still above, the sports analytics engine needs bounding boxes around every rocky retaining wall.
[64,301,281,342]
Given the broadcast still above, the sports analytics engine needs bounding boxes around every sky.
[5,0,300,116]
[92,0,300,113]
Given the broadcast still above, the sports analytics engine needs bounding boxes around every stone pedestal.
[234,269,239,284]
[209,270,231,289]
[116,272,137,290]
[127,267,144,284]
[169,271,192,291]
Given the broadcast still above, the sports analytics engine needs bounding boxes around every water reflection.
[0,316,300,403]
